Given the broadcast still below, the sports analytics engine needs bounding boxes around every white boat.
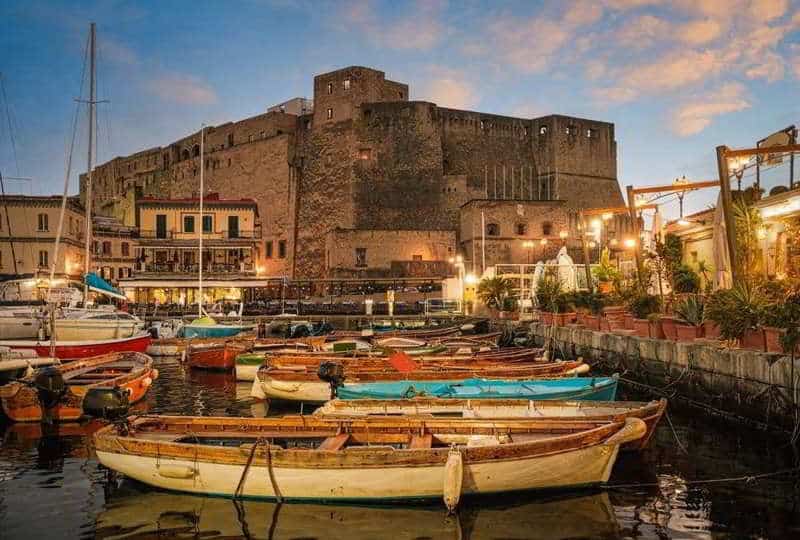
[0,346,58,384]
[0,306,43,340]
[93,414,646,509]
[54,308,144,341]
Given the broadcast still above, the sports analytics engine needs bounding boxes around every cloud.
[745,51,785,81]
[418,68,477,109]
[677,18,722,45]
[670,83,750,136]
[144,75,218,105]
[101,37,138,65]
[339,0,447,50]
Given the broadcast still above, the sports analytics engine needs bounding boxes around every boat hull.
[182,325,252,339]
[0,333,152,360]
[185,343,235,371]
[54,320,142,341]
[0,316,42,340]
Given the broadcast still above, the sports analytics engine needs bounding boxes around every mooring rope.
[605,466,800,490]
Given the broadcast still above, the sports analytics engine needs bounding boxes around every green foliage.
[673,294,705,326]
[733,199,764,284]
[778,292,800,355]
[477,276,515,311]
[660,234,683,275]
[705,284,768,340]
[592,248,620,283]
[627,293,662,320]
[536,276,573,312]
[672,264,701,293]
[568,290,604,314]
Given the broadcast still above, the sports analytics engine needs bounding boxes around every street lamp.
[559,230,568,241]
[623,238,637,249]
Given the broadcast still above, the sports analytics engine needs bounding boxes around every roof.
[0,194,84,212]
[138,192,257,206]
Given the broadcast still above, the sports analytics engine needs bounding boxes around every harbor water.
[1,357,799,539]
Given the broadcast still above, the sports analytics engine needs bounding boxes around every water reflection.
[0,357,798,539]
[95,482,620,540]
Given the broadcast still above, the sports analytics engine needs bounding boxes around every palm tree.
[477,276,515,311]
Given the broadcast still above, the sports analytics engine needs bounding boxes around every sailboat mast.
[82,22,96,302]
[198,125,204,318]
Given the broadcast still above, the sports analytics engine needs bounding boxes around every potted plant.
[583,293,605,331]
[592,248,620,294]
[706,284,768,350]
[477,276,516,319]
[672,264,701,294]
[628,293,662,338]
[673,294,705,341]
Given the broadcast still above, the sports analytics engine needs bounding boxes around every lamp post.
[449,255,465,312]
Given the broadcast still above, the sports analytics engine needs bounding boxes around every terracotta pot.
[763,326,786,353]
[584,314,601,331]
[598,281,612,294]
[675,323,702,342]
[624,313,635,330]
[661,316,678,340]
[632,318,650,338]
[540,312,553,325]
[649,318,666,339]
[575,312,586,326]
[703,320,721,339]
[741,328,766,351]
[605,311,627,331]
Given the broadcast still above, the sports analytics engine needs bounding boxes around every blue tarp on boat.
[181,317,253,338]
[336,376,619,401]
[84,272,127,301]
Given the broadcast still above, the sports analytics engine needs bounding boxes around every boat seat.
[318,433,350,451]
[408,434,432,448]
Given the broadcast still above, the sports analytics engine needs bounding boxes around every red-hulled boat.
[0,333,152,361]
[184,340,234,371]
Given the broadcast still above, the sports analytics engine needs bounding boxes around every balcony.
[139,229,262,240]
[140,262,255,275]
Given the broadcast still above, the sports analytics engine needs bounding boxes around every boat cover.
[85,273,127,301]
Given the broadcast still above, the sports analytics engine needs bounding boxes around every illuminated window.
[539,125,548,136]
[486,223,499,236]
[343,79,351,90]
[327,108,333,120]
[327,82,333,94]
[359,148,372,160]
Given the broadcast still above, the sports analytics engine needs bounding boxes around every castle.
[81,66,626,280]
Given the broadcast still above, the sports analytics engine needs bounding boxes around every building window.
[118,267,124,279]
[228,215,239,238]
[192,144,200,157]
[586,128,597,138]
[326,108,333,120]
[327,82,333,94]
[278,240,287,259]
[399,91,404,99]
[102,241,112,256]
[37,213,49,231]
[412,254,422,261]
[227,133,234,147]
[355,247,367,267]
[266,241,273,258]
[304,119,311,130]
[38,250,48,268]
[542,222,553,236]
[343,79,351,90]
[92,240,99,254]
[486,223,499,236]
[565,125,576,135]
[515,223,527,235]
[539,125,548,136]
[121,242,129,257]
[182,215,195,234]
[358,148,372,160]
[248,134,254,142]
[202,215,213,233]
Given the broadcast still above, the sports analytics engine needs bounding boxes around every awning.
[85,272,127,301]
[117,278,279,289]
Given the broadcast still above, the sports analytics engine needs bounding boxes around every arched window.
[515,223,527,236]
[542,221,553,236]
[486,223,500,236]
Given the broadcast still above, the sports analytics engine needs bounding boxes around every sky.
[1,0,799,220]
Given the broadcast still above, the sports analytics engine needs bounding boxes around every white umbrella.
[712,193,732,289]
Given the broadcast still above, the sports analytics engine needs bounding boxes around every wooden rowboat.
[93,414,646,508]
[251,360,589,402]
[0,352,157,422]
[184,340,236,371]
[314,398,667,451]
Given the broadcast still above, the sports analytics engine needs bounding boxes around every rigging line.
[0,73,20,177]
[604,466,800,490]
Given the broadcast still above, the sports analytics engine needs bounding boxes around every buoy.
[443,446,464,512]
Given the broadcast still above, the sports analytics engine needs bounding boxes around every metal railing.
[142,263,255,274]
[139,230,261,240]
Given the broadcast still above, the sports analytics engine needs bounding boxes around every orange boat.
[186,338,319,371]
[0,352,157,422]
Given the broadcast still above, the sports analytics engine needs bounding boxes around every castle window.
[542,222,553,236]
[355,248,367,267]
[227,133,234,147]
[248,134,254,142]
[358,148,372,160]
[486,223,499,236]
[327,82,333,94]
[363,109,372,120]
[586,128,597,138]
[327,108,333,120]
[343,79,351,90]
[398,91,404,99]
[266,241,273,258]
[260,131,265,139]
[480,120,485,130]
[565,125,576,135]
[515,223,527,236]
[192,145,200,157]
[278,240,287,259]
[304,119,311,130]
[38,250,48,268]
[37,213,49,232]
[539,125,548,136]
[181,149,190,160]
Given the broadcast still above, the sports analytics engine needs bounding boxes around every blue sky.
[1,0,799,220]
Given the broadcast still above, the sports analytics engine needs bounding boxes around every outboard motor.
[317,361,345,399]
[82,387,130,422]
[33,367,66,410]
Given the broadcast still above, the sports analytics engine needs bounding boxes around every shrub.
[672,264,701,293]
[706,284,767,340]
[477,276,515,311]
[628,293,662,320]
[592,248,620,283]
